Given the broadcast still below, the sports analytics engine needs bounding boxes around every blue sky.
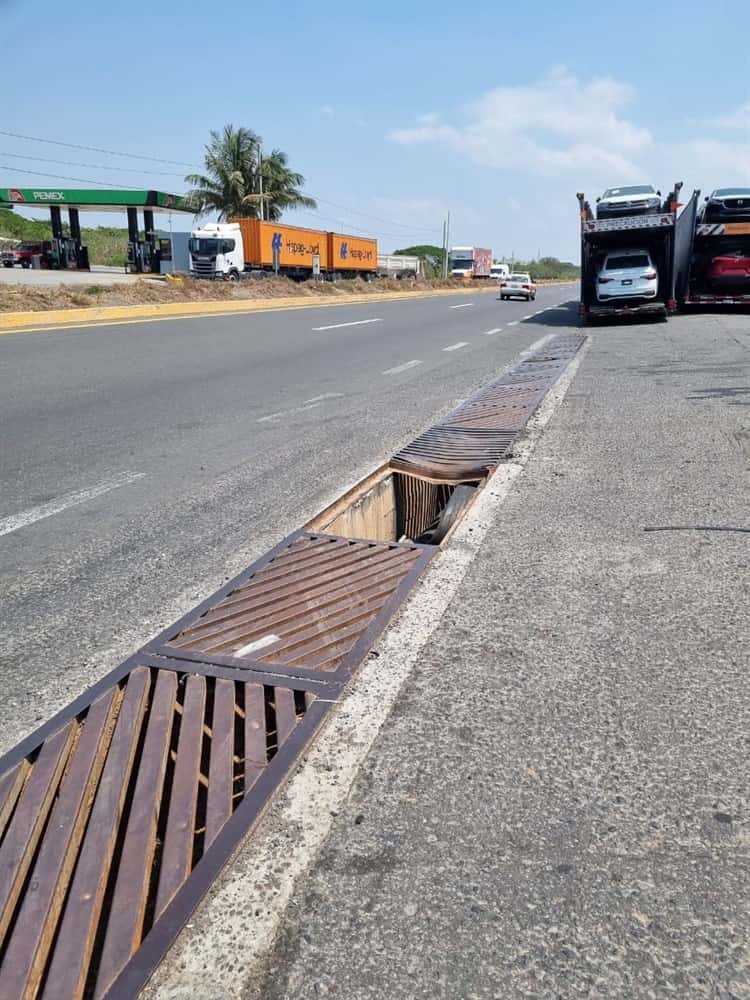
[1,0,748,261]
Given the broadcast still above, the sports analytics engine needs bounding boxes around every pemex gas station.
[0,187,194,273]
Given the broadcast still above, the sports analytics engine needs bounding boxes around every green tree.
[394,244,445,277]
[185,124,316,221]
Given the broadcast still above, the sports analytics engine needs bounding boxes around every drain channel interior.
[308,469,480,546]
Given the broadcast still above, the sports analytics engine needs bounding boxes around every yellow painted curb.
[0,285,501,336]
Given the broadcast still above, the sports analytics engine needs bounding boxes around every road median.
[0,281,502,335]
[0,278,574,335]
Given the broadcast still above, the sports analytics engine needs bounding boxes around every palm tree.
[185,124,316,221]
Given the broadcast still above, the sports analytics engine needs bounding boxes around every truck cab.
[189,222,244,280]
[449,246,475,278]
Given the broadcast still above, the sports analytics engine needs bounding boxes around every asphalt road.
[0,283,576,746]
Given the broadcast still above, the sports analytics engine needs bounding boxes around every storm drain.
[0,333,584,997]
[0,657,331,999]
[390,333,585,481]
[391,426,518,481]
[146,531,436,683]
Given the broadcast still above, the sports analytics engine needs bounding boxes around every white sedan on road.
[596,249,658,302]
[499,273,537,301]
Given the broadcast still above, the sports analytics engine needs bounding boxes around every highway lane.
[0,283,576,747]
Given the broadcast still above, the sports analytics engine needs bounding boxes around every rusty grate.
[147,531,435,682]
[0,657,330,999]
[390,426,517,481]
[389,334,585,482]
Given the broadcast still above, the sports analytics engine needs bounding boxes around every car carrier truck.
[189,220,377,280]
[674,194,750,307]
[576,183,696,323]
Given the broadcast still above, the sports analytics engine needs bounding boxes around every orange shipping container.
[233,219,330,270]
[327,233,378,272]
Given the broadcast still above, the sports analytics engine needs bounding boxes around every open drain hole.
[307,469,479,546]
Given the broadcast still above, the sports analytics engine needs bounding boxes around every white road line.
[0,471,146,539]
[483,328,503,336]
[382,359,423,375]
[302,393,344,405]
[312,318,382,331]
[507,320,519,326]
[522,314,533,320]
[258,392,344,423]
[443,341,469,352]
[449,303,474,309]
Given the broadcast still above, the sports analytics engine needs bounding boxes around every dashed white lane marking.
[302,393,344,405]
[258,393,344,423]
[449,303,474,309]
[483,328,503,336]
[0,471,146,538]
[522,314,533,320]
[382,359,423,375]
[507,320,520,326]
[443,341,469,352]
[312,318,382,331]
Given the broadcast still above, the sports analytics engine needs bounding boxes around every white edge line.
[483,328,503,336]
[0,471,146,538]
[449,303,474,309]
[312,318,382,331]
[149,333,589,995]
[442,341,469,352]
[382,359,422,375]
[507,320,519,326]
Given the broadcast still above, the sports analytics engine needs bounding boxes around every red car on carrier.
[707,251,750,292]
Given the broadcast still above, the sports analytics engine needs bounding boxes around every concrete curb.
[0,285,500,336]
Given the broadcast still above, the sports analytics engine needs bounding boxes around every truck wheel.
[21,261,30,269]
[228,270,240,282]
[3,262,13,268]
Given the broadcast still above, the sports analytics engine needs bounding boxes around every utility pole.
[444,210,451,278]
[258,143,264,222]
[441,219,446,278]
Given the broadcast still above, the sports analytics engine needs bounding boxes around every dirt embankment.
[0,275,483,314]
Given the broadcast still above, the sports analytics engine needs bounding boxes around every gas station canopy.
[0,188,194,213]
[0,187,195,273]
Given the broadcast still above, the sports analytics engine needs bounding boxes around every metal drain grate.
[147,531,435,682]
[389,334,585,482]
[0,658,330,999]
[390,426,517,481]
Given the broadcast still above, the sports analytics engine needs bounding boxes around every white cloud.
[669,139,750,186]
[388,68,652,183]
[713,101,750,129]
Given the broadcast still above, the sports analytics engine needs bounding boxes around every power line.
[310,194,439,235]
[0,150,185,178]
[0,129,199,169]
[292,209,440,242]
[0,165,143,189]
[0,129,445,240]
